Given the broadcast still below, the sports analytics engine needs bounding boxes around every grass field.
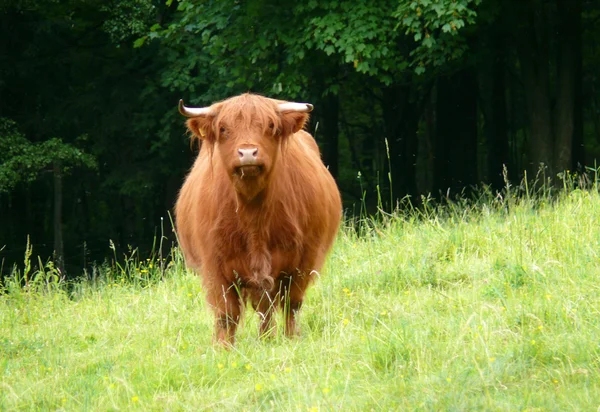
[2,182,600,410]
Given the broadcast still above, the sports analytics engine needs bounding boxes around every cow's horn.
[278,102,314,113]
[178,99,213,117]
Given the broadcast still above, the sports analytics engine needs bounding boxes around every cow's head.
[179,94,312,201]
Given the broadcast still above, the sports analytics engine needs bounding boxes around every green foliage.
[149,0,417,97]
[101,0,157,42]
[150,0,309,100]
[395,0,482,73]
[0,119,96,193]
[137,0,477,114]
[299,1,407,85]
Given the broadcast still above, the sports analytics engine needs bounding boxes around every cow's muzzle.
[235,165,263,178]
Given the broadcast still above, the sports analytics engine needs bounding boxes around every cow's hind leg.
[208,280,242,347]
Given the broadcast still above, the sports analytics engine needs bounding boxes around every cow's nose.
[238,148,258,163]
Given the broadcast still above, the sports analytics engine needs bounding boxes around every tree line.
[1,0,599,275]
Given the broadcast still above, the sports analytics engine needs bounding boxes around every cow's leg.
[207,280,242,347]
[280,272,312,337]
[282,248,327,337]
[250,289,276,338]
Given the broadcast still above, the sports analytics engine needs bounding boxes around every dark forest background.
[1,0,599,275]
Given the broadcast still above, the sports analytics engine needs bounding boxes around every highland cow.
[175,93,341,345]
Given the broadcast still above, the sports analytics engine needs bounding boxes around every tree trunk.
[554,0,581,173]
[53,160,64,274]
[564,0,584,170]
[434,68,478,195]
[382,85,419,204]
[518,0,553,175]
[417,96,435,195]
[320,91,339,180]
[479,26,509,191]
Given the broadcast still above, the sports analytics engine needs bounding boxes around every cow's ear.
[280,111,309,137]
[186,116,216,143]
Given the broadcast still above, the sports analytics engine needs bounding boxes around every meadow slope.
[2,188,600,410]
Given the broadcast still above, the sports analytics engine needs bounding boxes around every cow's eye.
[268,122,274,129]
[220,127,226,134]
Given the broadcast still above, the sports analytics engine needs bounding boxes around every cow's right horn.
[278,102,314,113]
[178,99,214,117]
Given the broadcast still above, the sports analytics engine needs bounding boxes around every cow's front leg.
[250,289,276,338]
[284,299,303,337]
[280,272,312,337]
[207,280,242,347]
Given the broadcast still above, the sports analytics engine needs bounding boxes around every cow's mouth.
[235,165,263,178]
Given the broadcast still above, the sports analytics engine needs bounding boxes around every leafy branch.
[0,119,97,193]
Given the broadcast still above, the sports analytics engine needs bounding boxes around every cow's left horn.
[178,99,213,117]
[278,102,314,113]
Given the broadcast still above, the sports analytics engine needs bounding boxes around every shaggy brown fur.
[175,93,342,345]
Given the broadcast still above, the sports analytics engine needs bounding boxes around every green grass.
[2,185,600,410]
